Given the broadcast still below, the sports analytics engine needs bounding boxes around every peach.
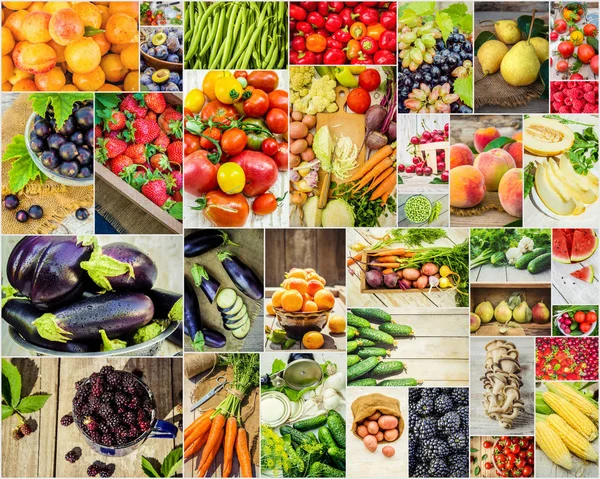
[306,279,324,297]
[4,2,32,9]
[271,289,285,308]
[123,71,138,91]
[34,66,66,91]
[72,2,102,29]
[48,9,85,46]
[2,27,15,55]
[498,168,523,218]
[473,148,517,191]
[47,40,66,62]
[503,141,523,168]
[26,2,44,12]
[314,289,335,310]
[72,65,105,91]
[65,37,101,74]
[2,81,12,91]
[450,165,486,208]
[97,5,110,28]
[7,67,32,85]
[120,43,139,70]
[301,301,318,312]
[15,42,56,74]
[5,9,29,41]
[12,77,37,90]
[21,11,51,43]
[60,84,80,91]
[450,143,474,169]
[97,83,122,91]
[105,13,138,45]
[474,127,501,153]
[513,132,523,142]
[108,2,139,19]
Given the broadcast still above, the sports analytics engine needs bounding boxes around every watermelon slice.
[571,229,598,263]
[552,229,571,264]
[571,265,595,283]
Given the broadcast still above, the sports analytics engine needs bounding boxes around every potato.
[375,431,384,441]
[382,446,395,458]
[290,139,308,155]
[302,114,316,128]
[367,421,379,435]
[378,415,399,430]
[401,268,420,281]
[300,148,315,162]
[289,121,308,139]
[363,435,378,452]
[368,411,382,421]
[357,425,368,438]
[383,428,398,441]
[291,110,304,121]
[289,153,301,168]
[305,132,313,146]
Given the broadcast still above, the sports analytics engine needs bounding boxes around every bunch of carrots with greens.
[346,143,397,205]
[184,354,259,477]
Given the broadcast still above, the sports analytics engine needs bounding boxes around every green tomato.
[242,118,270,151]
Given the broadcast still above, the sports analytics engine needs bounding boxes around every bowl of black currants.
[26,100,94,187]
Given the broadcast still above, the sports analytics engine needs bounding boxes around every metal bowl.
[8,320,180,356]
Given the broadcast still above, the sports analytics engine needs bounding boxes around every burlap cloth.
[1,95,93,234]
[351,393,404,439]
[451,191,505,217]
[474,26,545,109]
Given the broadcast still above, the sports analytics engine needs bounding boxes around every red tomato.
[184,133,201,155]
[261,137,279,156]
[522,466,533,477]
[234,70,248,79]
[221,128,247,155]
[358,69,381,92]
[484,462,493,470]
[200,127,222,150]
[201,191,249,227]
[201,100,238,123]
[273,141,288,171]
[586,310,598,323]
[183,150,218,196]
[578,44,596,64]
[252,192,279,215]
[266,108,288,134]
[247,71,279,92]
[483,441,493,448]
[347,87,371,113]
[243,89,270,118]
[574,311,586,323]
[268,89,289,113]
[580,321,592,333]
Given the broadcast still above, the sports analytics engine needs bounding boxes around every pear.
[494,20,521,45]
[494,300,513,324]
[530,37,549,63]
[513,301,532,323]
[478,40,509,75]
[470,312,482,333]
[500,11,541,86]
[475,301,495,323]
[532,302,550,324]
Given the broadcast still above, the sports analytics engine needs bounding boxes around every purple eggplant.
[184,230,239,258]
[146,288,182,319]
[2,299,95,353]
[184,278,226,350]
[82,242,157,292]
[33,292,154,342]
[216,252,263,300]
[7,236,94,311]
[167,322,183,347]
[190,265,220,303]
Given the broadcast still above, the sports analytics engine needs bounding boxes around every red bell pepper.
[317,2,329,16]
[388,2,396,11]
[379,11,396,30]
[324,48,346,65]
[307,11,325,28]
[296,51,317,64]
[299,2,317,12]
[378,30,396,51]
[361,2,379,6]
[326,37,343,49]
[366,23,385,41]
[351,52,374,64]
[291,35,306,52]
[314,52,324,64]
[354,4,367,15]
[373,49,395,64]
[290,50,300,64]
[344,39,361,60]
[333,27,351,43]
[358,7,379,25]
[360,36,379,55]
[350,22,367,40]
[289,4,307,21]
[290,20,296,32]
[339,7,358,27]
[325,13,343,32]
[329,2,344,13]
[345,2,359,6]
[296,21,314,35]
[315,27,329,37]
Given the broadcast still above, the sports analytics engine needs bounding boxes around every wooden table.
[1,358,182,478]
[346,227,469,308]
[470,436,535,478]
[397,194,449,227]
[346,387,408,478]
[471,264,552,284]
[552,243,599,305]
[470,337,535,436]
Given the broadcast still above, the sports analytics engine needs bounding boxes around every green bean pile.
[184,1,288,70]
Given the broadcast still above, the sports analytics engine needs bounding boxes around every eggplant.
[167,322,183,347]
[216,252,264,300]
[184,229,239,258]
[146,288,183,320]
[81,242,157,292]
[2,299,94,353]
[190,265,220,303]
[6,236,94,311]
[184,278,226,350]
[32,292,154,342]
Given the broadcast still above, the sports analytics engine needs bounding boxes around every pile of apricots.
[2,1,140,91]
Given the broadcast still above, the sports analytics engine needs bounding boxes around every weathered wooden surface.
[397,194,449,227]
[1,358,182,478]
[471,264,552,284]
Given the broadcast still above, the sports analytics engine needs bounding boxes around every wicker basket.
[273,307,332,339]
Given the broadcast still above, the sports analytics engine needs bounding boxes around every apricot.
[306,279,324,297]
[47,40,66,62]
[100,53,128,82]
[2,81,12,91]
[91,33,111,56]
[48,9,85,46]
[302,301,318,312]
[96,4,110,28]
[60,84,80,91]
[105,13,138,45]
[314,289,335,310]
[2,55,14,83]
[266,302,275,316]
[108,2,138,18]
[271,289,285,308]
[513,132,523,142]
[4,2,32,9]
[449,143,474,169]
[5,9,29,41]
[123,71,138,91]
[42,2,70,15]
[307,272,326,284]
[26,2,44,12]
[7,67,32,85]
[72,2,102,28]
[2,27,15,55]
[97,83,122,91]
[328,315,346,333]
[450,165,486,208]
[281,290,303,312]
[288,269,308,281]
[503,141,523,168]
[12,77,37,90]
[18,42,56,74]
[473,127,501,153]
[286,278,308,295]
[21,11,51,43]
[498,168,523,218]
[473,148,516,191]
[72,65,105,91]
[65,37,101,74]
[120,43,139,70]
[304,268,316,274]
[34,66,66,91]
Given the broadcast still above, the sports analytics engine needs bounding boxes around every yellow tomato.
[215,77,244,105]
[185,88,205,113]
[217,162,246,194]
[570,30,584,46]
[202,70,231,101]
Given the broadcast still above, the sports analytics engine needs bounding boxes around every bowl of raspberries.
[550,81,599,114]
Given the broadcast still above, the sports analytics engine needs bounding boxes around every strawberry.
[105,130,121,139]
[153,130,170,150]
[150,153,171,172]
[144,93,166,114]
[98,137,127,160]
[94,125,102,145]
[141,175,170,207]
[170,169,183,190]
[106,111,126,131]
[146,111,157,121]
[109,155,133,175]
[173,190,183,202]
[125,143,145,160]
[132,118,160,143]
[158,107,183,138]
[166,141,183,164]
[120,94,148,119]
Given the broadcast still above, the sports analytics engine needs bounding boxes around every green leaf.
[504,219,523,227]
[435,11,454,43]
[474,465,481,476]
[2,404,14,420]
[482,454,488,461]
[440,3,467,23]
[2,134,28,163]
[161,447,183,477]
[191,331,205,352]
[168,201,183,220]
[453,74,473,108]
[539,59,549,99]
[2,359,21,408]
[461,14,473,35]
[587,36,598,53]
[470,448,479,453]
[29,94,51,118]
[407,2,436,16]
[430,177,448,184]
[141,456,161,478]
[474,31,497,54]
[484,137,516,151]
[29,94,91,129]
[271,359,286,374]
[99,329,127,351]
[9,152,47,193]
[16,394,50,413]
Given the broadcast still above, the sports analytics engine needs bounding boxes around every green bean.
[208,8,227,68]
[219,3,240,69]
[239,13,270,69]
[265,35,279,69]
[193,9,220,61]
[224,22,256,69]
[260,22,269,58]
[185,1,222,61]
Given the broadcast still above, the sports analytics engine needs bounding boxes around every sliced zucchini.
[216,288,237,311]
[231,316,251,338]
[222,296,243,317]
[223,305,247,324]
[225,313,249,331]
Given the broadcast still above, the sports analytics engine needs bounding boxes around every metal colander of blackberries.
[26,98,94,185]
[72,366,156,448]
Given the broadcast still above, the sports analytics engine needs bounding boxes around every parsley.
[372,228,448,250]
[330,182,396,228]
[1,135,47,193]
[569,127,598,175]
[523,162,535,198]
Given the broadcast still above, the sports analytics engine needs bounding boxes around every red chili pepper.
[289,4,307,21]
[379,11,396,30]
[359,7,379,26]
[333,27,351,43]
[354,4,367,15]
[344,39,361,60]
[299,2,317,12]
[366,23,385,41]
[296,51,317,64]
[378,30,396,51]
[362,2,379,6]
[350,22,367,40]
[351,52,374,64]
[373,49,395,64]
[339,7,358,27]
[345,2,359,6]
[326,37,343,49]
[388,2,397,12]
[307,11,325,28]
[325,13,343,32]
[317,2,329,16]
[324,48,346,65]
[290,50,300,64]
[291,34,306,52]
[296,21,314,35]
[360,36,379,54]
[329,1,344,13]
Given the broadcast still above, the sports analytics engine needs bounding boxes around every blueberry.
[47,133,67,150]
[59,160,80,177]
[3,194,19,210]
[75,207,90,220]
[59,142,78,161]
[41,150,61,169]
[75,106,94,129]
[28,205,43,219]
[16,210,29,222]
[34,120,51,137]
[30,136,45,153]
[57,117,76,136]
[70,131,84,145]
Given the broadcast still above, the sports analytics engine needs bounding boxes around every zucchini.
[378,323,413,337]
[350,308,392,322]
[347,325,359,340]
[326,410,346,448]
[279,425,314,445]
[347,355,361,367]
[347,339,376,353]
[308,462,345,478]
[347,313,371,329]
[348,378,377,387]
[216,288,238,310]
[527,252,551,274]
[490,251,506,265]
[514,248,547,269]
[293,414,327,432]
[348,356,380,381]
[357,347,389,359]
[357,327,395,345]
[378,378,420,386]
[371,360,405,376]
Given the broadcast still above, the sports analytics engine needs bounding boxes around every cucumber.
[327,446,346,464]
[490,251,506,265]
[347,356,380,381]
[350,308,392,322]
[308,462,345,478]
[215,288,237,310]
[357,347,389,359]
[279,425,314,445]
[293,414,327,432]
[347,313,371,329]
[326,410,346,448]
[514,248,547,269]
[378,323,413,337]
[306,431,318,442]
[378,378,420,386]
[527,252,551,274]
[347,339,376,353]
[317,426,337,449]
[347,325,359,340]
[371,360,405,376]
[348,378,377,386]
[231,316,250,339]
[347,355,361,367]
[357,327,395,345]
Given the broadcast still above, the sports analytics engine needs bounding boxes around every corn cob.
[546,414,599,463]
[543,391,599,441]
[536,420,573,470]
[545,382,599,421]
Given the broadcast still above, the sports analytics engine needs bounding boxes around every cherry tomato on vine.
[252,192,281,215]
[200,127,221,150]
[184,133,201,155]
[261,138,279,156]
[243,89,270,118]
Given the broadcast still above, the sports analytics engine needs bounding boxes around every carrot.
[222,417,238,478]
[382,268,394,275]
[370,173,396,200]
[349,144,394,181]
[365,167,394,194]
[236,427,253,478]
[379,181,396,206]
[368,262,401,268]
[373,255,399,264]
[352,157,394,193]
[198,428,225,477]
[184,409,215,440]
[372,248,405,256]
[184,429,209,460]
[347,252,362,267]
[403,251,416,258]
[184,416,212,451]
[198,413,226,471]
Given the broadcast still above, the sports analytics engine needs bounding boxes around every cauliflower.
[292,75,338,115]
[290,66,315,92]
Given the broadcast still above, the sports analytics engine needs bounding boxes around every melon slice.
[571,229,598,263]
[558,155,599,204]
[535,161,580,215]
[570,265,595,283]
[523,117,575,156]
[547,158,590,212]
[552,229,571,264]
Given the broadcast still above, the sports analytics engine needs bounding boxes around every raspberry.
[61,414,74,427]
[553,82,564,90]
[568,81,579,89]
[583,82,594,92]
[583,91,597,103]
[564,96,573,106]
[20,423,31,436]
[572,99,584,113]
[65,450,78,463]
[564,88,577,98]
[583,103,596,113]
[552,91,564,102]
[87,465,99,477]
[552,101,563,112]
[558,105,571,113]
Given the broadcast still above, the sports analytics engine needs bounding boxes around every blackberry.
[89,430,102,443]
[75,379,86,390]
[106,414,121,428]
[412,462,428,478]
[457,405,469,426]
[428,457,449,478]
[139,420,151,432]
[416,417,437,439]
[100,366,115,375]
[447,432,469,451]
[420,438,448,460]
[91,378,104,397]
[100,433,115,446]
[114,392,128,407]
[99,467,114,478]
[87,465,99,477]
[415,397,434,417]
[99,423,111,434]
[12,428,23,440]
[114,424,128,438]
[434,394,454,414]
[127,426,140,438]
[451,388,469,406]
[448,454,469,478]
[116,435,129,445]
[65,450,78,463]
[98,404,114,418]
[123,411,136,425]
[60,414,74,427]
[132,369,144,379]
[437,411,461,435]
[20,423,32,436]
[85,419,99,432]
[419,388,440,401]
[129,396,140,409]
